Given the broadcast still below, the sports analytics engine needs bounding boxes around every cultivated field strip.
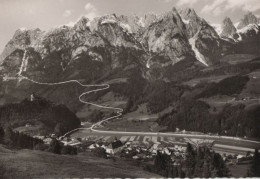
[213,144,256,152]
[83,135,190,145]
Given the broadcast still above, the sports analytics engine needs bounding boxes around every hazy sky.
[1,0,260,52]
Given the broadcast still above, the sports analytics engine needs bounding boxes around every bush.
[48,139,61,154]
[34,143,48,151]
[93,147,107,158]
[61,145,77,155]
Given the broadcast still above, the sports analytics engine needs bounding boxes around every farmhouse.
[106,140,124,154]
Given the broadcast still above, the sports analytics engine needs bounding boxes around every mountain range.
[0,7,260,138]
[1,8,259,80]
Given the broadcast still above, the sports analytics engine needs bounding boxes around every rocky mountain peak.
[100,14,118,23]
[237,11,258,29]
[88,14,120,32]
[223,16,232,24]
[0,27,42,63]
[171,7,178,13]
[220,17,237,38]
[179,8,205,38]
[144,12,158,21]
[74,16,90,30]
[117,15,146,36]
[179,8,198,20]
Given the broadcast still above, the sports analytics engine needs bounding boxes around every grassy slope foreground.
[0,145,160,178]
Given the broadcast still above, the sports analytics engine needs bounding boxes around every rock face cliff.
[142,8,193,66]
[179,8,222,65]
[220,17,237,38]
[0,28,41,63]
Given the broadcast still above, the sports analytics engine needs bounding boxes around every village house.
[88,143,100,150]
[162,148,171,155]
[43,137,53,145]
[30,93,35,102]
[33,135,45,140]
[105,140,124,154]
[25,123,32,127]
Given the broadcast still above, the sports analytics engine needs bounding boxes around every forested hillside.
[0,97,80,136]
[158,99,260,139]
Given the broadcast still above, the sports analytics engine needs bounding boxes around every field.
[183,75,231,87]
[214,139,260,149]
[101,117,163,132]
[0,145,161,178]
[241,70,260,98]
[124,103,174,120]
[104,78,128,84]
[201,93,260,113]
[219,54,257,65]
[100,103,172,133]
[71,132,188,146]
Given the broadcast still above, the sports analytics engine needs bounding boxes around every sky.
[1,0,260,53]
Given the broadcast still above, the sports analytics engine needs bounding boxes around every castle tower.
[30,93,35,102]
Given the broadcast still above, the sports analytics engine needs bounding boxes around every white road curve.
[17,50,123,140]
[19,74,123,140]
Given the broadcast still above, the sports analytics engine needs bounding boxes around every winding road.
[8,49,260,152]
[16,50,123,139]
[21,75,123,139]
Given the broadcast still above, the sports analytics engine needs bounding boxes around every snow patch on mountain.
[211,24,222,35]
[237,24,259,34]
[179,14,190,25]
[138,17,145,27]
[101,19,117,25]
[100,17,133,33]
[189,38,208,67]
[86,20,91,27]
[182,19,190,24]
[146,58,151,69]
[18,50,28,76]
[237,33,242,41]
[19,27,28,31]
[120,23,132,33]
[234,22,240,28]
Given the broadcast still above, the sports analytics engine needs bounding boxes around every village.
[64,135,188,164]
[33,131,254,168]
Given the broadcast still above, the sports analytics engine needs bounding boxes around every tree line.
[158,99,260,139]
[0,126,43,150]
[248,149,260,177]
[0,97,80,137]
[145,143,230,178]
[0,125,77,155]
